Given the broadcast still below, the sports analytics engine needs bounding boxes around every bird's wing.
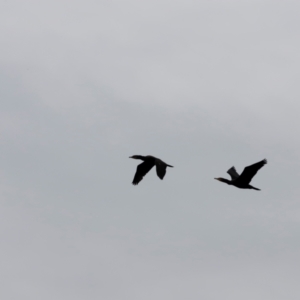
[155,159,168,180]
[227,167,240,180]
[236,159,267,185]
[132,161,155,185]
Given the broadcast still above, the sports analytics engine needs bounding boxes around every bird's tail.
[251,186,260,191]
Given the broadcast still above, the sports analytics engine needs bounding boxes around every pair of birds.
[130,155,267,191]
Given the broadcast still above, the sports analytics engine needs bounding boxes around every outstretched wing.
[236,159,267,185]
[156,164,167,180]
[132,161,155,185]
[227,167,240,180]
[155,159,169,180]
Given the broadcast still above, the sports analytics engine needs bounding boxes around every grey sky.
[1,0,300,299]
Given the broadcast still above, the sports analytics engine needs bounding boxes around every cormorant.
[214,159,267,190]
[129,155,173,185]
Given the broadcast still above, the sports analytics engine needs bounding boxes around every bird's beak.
[214,178,220,181]
[129,156,133,158]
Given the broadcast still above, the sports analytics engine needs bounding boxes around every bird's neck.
[220,178,232,185]
[135,155,146,161]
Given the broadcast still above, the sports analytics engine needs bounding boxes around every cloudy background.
[1,0,300,299]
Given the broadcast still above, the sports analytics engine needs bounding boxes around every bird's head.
[214,177,223,182]
[214,177,231,184]
[129,155,141,159]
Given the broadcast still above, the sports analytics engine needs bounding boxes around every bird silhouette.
[215,159,267,190]
[129,155,173,185]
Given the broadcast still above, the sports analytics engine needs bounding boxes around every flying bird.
[129,155,173,185]
[214,159,267,191]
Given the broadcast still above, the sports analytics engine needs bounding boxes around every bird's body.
[129,155,173,185]
[215,159,267,190]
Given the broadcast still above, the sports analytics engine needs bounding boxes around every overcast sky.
[1,0,300,299]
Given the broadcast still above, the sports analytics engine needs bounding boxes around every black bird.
[214,159,267,191]
[129,155,173,185]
